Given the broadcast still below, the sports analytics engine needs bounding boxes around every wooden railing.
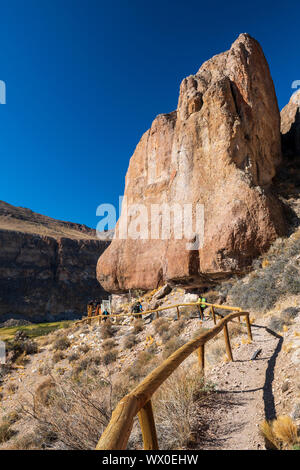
[92,302,252,450]
[79,300,243,325]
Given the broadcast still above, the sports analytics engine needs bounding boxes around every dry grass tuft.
[272,416,298,446]
[260,416,299,449]
[153,362,214,449]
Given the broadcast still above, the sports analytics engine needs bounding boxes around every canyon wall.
[0,201,110,322]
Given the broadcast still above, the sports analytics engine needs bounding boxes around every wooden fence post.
[198,344,205,376]
[138,400,159,450]
[211,306,216,325]
[245,314,253,341]
[223,323,233,361]
[197,304,203,320]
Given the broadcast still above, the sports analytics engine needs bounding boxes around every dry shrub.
[153,317,169,331]
[126,351,156,381]
[8,331,38,362]
[133,319,144,334]
[153,364,213,449]
[123,334,139,350]
[162,337,185,359]
[6,433,43,450]
[0,422,14,443]
[53,336,70,351]
[79,344,90,354]
[111,375,134,406]
[281,307,300,321]
[20,374,114,450]
[34,378,56,409]
[180,305,198,317]
[260,420,279,449]
[100,323,116,339]
[3,411,20,425]
[6,382,18,394]
[103,349,118,365]
[169,319,186,336]
[52,351,65,364]
[206,337,226,365]
[38,361,52,376]
[260,416,299,449]
[272,416,299,446]
[268,316,287,333]
[192,327,209,339]
[102,338,117,351]
[14,351,28,366]
[67,352,79,362]
[228,321,243,338]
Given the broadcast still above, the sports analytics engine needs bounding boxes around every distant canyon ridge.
[97,33,297,293]
[0,201,111,323]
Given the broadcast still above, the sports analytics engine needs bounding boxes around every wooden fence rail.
[95,306,252,450]
[78,300,243,325]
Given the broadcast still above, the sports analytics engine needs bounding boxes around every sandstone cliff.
[0,201,110,322]
[97,33,287,293]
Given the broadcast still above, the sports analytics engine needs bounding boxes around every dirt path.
[198,320,283,450]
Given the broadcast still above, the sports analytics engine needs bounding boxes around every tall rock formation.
[0,201,111,322]
[97,33,286,293]
[281,89,300,156]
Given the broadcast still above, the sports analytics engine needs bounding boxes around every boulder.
[97,33,286,293]
[152,284,172,300]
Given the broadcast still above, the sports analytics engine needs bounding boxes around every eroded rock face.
[97,33,286,293]
[281,89,300,156]
[0,201,110,322]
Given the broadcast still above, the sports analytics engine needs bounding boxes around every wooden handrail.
[77,300,242,325]
[96,309,251,450]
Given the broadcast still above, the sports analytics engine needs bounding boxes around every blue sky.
[0,0,299,229]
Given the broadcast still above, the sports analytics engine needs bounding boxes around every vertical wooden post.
[138,400,159,450]
[223,323,233,361]
[197,305,203,320]
[211,306,216,325]
[176,307,180,320]
[245,314,253,341]
[198,343,205,376]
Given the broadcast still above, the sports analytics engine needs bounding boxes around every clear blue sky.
[0,0,299,229]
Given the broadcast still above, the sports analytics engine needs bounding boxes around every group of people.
[87,300,110,321]
[87,295,208,323]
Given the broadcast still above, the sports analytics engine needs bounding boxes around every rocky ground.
[1,285,300,450]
